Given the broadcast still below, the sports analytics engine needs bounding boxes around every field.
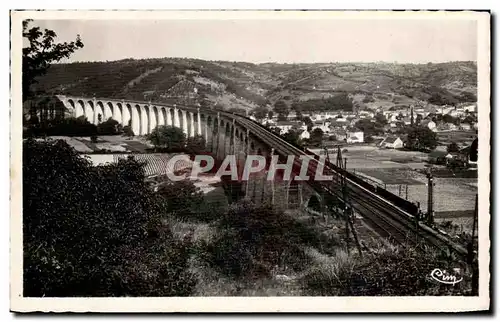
[312,145,478,219]
[311,145,429,170]
[46,135,152,153]
[437,130,477,145]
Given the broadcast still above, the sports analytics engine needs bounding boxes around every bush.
[97,118,123,135]
[199,201,329,279]
[301,245,473,296]
[25,116,98,137]
[23,139,196,296]
[186,134,207,155]
[123,125,135,137]
[147,125,186,152]
[292,93,353,113]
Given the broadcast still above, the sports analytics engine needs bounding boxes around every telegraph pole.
[426,169,435,225]
[337,154,362,257]
[270,148,275,206]
[468,193,479,295]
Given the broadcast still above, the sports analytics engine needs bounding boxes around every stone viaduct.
[52,95,325,212]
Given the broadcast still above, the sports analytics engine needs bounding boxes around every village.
[251,100,478,166]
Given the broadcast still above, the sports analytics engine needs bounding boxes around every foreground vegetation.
[24,139,476,296]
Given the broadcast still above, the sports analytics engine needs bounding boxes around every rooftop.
[383,136,401,144]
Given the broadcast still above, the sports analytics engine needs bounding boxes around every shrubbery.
[301,245,473,296]
[23,139,196,296]
[292,93,353,113]
[24,116,124,138]
[197,201,332,279]
[147,125,187,152]
[25,116,98,137]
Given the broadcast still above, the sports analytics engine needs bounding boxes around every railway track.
[231,113,468,258]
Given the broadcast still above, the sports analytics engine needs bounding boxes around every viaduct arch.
[51,95,332,211]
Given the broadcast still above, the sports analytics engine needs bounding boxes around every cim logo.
[430,268,463,286]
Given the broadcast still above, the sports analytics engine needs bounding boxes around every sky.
[32,18,478,64]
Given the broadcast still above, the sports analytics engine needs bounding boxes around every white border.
[9,9,491,313]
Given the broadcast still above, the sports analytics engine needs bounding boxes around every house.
[438,106,455,115]
[421,119,437,132]
[379,136,404,149]
[265,119,276,126]
[346,128,364,143]
[402,117,412,125]
[287,111,297,120]
[330,120,350,130]
[447,109,461,118]
[460,123,472,131]
[275,121,298,134]
[458,103,477,113]
[300,130,310,140]
[459,140,478,167]
[313,122,331,134]
[445,152,458,160]
[438,122,458,131]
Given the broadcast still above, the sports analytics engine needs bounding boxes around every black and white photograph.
[10,10,490,312]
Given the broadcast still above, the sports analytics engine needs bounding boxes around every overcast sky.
[32,18,478,64]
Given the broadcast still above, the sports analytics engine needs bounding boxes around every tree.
[309,128,324,147]
[303,117,313,131]
[292,93,353,113]
[447,142,460,153]
[406,126,438,151]
[186,134,206,155]
[156,180,204,216]
[267,126,282,136]
[23,139,196,296]
[442,114,457,124]
[415,114,423,125]
[375,112,388,126]
[23,20,84,100]
[273,100,289,115]
[355,119,384,137]
[147,125,186,152]
[282,129,302,147]
[469,138,478,162]
[97,118,122,135]
[463,115,477,125]
[459,91,477,102]
[277,113,287,122]
[123,125,134,138]
[295,110,303,121]
[427,90,458,106]
[253,106,268,120]
[267,111,274,119]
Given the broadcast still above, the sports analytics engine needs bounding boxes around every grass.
[300,243,476,296]
[158,198,476,296]
[357,168,424,185]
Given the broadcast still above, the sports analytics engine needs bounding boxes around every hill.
[32,58,477,114]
